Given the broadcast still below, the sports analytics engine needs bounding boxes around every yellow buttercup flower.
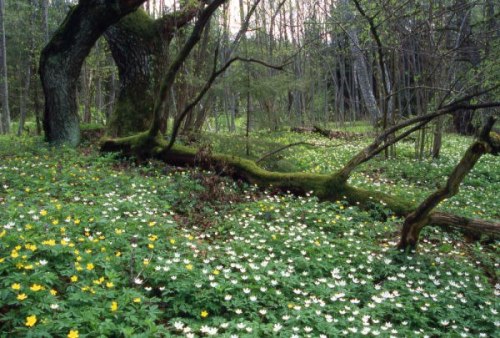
[70,275,78,282]
[17,293,28,301]
[201,310,208,318]
[30,284,43,292]
[133,297,141,303]
[25,315,37,327]
[111,301,118,312]
[67,330,79,338]
[86,263,94,270]
[11,283,21,290]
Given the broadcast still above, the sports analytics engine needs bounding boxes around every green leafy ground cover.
[0,134,498,337]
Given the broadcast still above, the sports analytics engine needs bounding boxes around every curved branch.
[337,99,500,181]
[148,0,227,137]
[398,117,499,249]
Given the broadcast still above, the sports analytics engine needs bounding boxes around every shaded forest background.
[0,0,498,147]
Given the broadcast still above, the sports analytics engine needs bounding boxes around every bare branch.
[149,0,227,137]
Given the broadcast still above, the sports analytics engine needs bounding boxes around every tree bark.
[39,0,147,146]
[104,7,198,137]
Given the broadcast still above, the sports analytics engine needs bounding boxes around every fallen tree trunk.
[101,130,499,247]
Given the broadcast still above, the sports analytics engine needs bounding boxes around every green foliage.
[0,134,498,336]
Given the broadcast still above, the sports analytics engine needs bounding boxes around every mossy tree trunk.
[39,0,147,146]
[104,8,198,137]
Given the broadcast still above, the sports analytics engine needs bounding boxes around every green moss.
[102,135,415,217]
[106,91,154,137]
[117,9,158,39]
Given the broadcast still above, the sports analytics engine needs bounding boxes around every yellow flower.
[70,275,78,282]
[212,269,220,275]
[86,263,94,270]
[67,330,79,338]
[185,264,193,271]
[111,301,118,312]
[42,239,56,246]
[40,210,47,216]
[25,315,37,327]
[74,219,80,225]
[10,250,19,258]
[148,243,154,249]
[133,297,141,303]
[50,289,58,296]
[17,293,28,301]
[52,220,59,225]
[30,284,43,292]
[106,282,114,288]
[201,310,208,318]
[11,283,21,290]
[169,238,176,244]
[26,244,37,251]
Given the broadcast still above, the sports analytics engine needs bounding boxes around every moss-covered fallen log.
[101,131,499,248]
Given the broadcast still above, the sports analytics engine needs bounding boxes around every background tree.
[0,0,10,134]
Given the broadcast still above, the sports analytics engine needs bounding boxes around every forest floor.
[0,131,498,337]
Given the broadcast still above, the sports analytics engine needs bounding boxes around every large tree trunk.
[39,0,147,146]
[104,7,199,137]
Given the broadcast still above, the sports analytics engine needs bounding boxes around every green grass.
[0,133,498,337]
